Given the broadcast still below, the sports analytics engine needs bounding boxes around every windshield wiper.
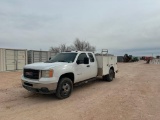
[58,60,67,62]
[45,60,68,63]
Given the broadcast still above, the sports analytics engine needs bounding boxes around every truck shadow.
[23,79,105,101]
[23,92,57,101]
[73,78,104,92]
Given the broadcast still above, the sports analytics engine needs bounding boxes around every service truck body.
[21,50,118,99]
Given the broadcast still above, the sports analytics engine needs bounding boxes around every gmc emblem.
[25,72,33,76]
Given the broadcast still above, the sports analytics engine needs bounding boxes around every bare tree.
[73,38,95,51]
[85,42,96,51]
[50,46,60,54]
[50,44,70,53]
[59,44,68,52]
[50,38,96,53]
[67,45,76,51]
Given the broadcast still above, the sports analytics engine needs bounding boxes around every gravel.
[0,61,160,120]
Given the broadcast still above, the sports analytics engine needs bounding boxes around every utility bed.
[95,50,118,76]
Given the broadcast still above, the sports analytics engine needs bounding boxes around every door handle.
[86,65,90,67]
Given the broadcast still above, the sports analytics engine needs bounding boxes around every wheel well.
[59,73,74,83]
[110,67,115,78]
[110,67,114,71]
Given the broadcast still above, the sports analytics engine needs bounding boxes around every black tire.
[56,77,73,99]
[103,69,114,82]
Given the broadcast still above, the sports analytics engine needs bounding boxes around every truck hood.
[24,62,69,70]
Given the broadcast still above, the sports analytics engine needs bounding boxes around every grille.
[24,69,40,79]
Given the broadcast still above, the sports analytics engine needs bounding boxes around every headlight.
[42,69,53,78]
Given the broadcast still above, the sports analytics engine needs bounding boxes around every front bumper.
[22,80,57,94]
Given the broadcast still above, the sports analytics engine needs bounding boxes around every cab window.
[77,53,87,64]
[88,53,95,62]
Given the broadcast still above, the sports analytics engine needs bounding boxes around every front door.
[75,53,91,82]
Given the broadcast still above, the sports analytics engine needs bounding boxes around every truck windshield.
[46,53,77,63]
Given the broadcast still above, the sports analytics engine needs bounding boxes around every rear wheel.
[56,77,73,99]
[103,69,114,82]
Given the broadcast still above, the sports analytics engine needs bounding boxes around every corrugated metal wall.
[49,52,56,59]
[0,48,64,71]
[0,49,5,71]
[33,51,41,63]
[28,50,56,64]
[5,49,15,70]
[17,50,26,70]
[41,51,48,62]
[0,48,27,71]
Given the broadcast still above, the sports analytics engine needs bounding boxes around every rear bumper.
[22,80,57,94]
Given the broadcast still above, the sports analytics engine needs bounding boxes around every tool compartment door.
[102,56,110,76]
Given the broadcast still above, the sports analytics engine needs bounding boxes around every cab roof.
[63,51,94,54]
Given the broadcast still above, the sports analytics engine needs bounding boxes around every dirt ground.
[0,61,160,120]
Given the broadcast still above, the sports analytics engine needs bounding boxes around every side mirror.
[84,57,89,64]
[49,57,51,60]
[76,60,80,64]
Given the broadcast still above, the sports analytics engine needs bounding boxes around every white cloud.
[0,0,160,55]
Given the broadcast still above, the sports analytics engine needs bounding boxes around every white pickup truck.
[22,49,118,99]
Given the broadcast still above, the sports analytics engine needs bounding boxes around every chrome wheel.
[61,83,71,95]
[56,77,73,99]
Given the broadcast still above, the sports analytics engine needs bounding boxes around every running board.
[74,77,97,86]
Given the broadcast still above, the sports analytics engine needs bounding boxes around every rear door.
[87,53,97,78]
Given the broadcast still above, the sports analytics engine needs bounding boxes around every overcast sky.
[0,0,160,56]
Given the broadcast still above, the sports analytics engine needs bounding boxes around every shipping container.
[48,51,56,60]
[28,50,56,64]
[117,56,124,62]
[0,48,27,71]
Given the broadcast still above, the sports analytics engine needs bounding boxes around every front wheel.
[103,69,114,82]
[56,77,73,99]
